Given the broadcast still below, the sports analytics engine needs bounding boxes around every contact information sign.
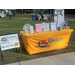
[0,34,20,51]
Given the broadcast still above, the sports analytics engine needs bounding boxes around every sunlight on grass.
[15,18,32,19]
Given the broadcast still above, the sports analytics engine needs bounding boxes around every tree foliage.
[16,9,33,14]
[16,9,75,14]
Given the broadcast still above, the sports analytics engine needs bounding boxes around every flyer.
[35,24,42,33]
[30,26,34,33]
[43,23,49,32]
[51,22,57,31]
[25,27,29,34]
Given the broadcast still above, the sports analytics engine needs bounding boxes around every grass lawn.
[0,14,75,65]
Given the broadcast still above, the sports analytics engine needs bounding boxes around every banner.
[0,34,20,51]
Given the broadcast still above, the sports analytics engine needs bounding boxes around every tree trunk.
[22,9,23,14]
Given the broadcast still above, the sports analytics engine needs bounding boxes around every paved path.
[65,14,75,21]
[6,52,75,65]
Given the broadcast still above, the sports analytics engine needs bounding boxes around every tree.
[43,9,46,12]
[22,9,23,14]
[70,9,75,14]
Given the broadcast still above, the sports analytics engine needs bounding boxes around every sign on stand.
[0,34,21,61]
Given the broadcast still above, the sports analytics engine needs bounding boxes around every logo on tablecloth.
[37,37,63,48]
[37,40,50,48]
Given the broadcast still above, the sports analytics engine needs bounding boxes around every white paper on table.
[25,27,29,34]
[43,23,49,32]
[35,24,42,33]
[42,23,44,29]
[51,22,57,31]
[30,26,34,33]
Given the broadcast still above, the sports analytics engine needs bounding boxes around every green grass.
[0,14,75,65]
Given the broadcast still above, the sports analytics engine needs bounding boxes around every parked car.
[0,9,7,18]
[26,10,31,13]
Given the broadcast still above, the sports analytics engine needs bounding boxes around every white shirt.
[8,11,11,15]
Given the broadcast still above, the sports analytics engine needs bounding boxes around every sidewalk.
[6,52,75,65]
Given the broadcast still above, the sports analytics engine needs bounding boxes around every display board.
[54,9,64,27]
[0,34,20,51]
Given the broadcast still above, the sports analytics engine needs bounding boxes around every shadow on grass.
[0,46,75,65]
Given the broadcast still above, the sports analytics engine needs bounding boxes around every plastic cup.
[58,27,60,31]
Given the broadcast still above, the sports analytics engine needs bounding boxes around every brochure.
[51,22,57,31]
[43,23,49,32]
[35,24,42,33]
[25,27,29,34]
[30,26,34,33]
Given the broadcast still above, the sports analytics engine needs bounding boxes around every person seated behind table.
[38,11,41,15]
[44,11,47,15]
[36,13,38,20]
[41,10,44,21]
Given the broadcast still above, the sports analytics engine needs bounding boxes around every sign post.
[0,49,3,61]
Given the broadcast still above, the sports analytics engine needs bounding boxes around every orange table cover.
[20,29,73,54]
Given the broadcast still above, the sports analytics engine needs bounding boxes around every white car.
[0,9,7,18]
[0,13,5,18]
